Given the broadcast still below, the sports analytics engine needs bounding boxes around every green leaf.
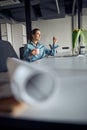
[80,29,87,46]
[72,30,81,49]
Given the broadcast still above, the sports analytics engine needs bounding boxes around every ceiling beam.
[72,0,77,16]
[55,0,60,14]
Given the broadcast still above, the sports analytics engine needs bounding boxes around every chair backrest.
[0,40,18,72]
[19,47,24,60]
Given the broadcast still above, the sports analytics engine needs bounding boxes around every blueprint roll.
[7,58,56,106]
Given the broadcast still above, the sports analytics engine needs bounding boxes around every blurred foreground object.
[7,58,56,106]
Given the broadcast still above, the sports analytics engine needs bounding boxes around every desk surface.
[0,56,87,128]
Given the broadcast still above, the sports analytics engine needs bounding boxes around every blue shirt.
[23,42,59,62]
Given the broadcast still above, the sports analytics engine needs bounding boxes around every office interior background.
[0,0,87,57]
[1,1,87,129]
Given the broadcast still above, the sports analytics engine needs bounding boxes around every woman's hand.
[31,49,39,55]
[53,36,58,44]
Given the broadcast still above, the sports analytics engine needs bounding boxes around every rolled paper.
[7,58,56,106]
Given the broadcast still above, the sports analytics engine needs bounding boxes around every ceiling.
[0,0,87,23]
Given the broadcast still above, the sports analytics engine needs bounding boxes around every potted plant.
[72,29,87,55]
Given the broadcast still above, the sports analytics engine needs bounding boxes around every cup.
[36,48,39,55]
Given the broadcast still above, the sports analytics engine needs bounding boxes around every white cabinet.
[1,23,27,57]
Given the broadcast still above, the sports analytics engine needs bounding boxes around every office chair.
[19,47,24,60]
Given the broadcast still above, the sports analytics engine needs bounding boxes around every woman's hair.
[30,28,40,41]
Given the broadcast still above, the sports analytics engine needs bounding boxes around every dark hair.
[30,28,40,41]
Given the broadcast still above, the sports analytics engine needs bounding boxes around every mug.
[36,48,39,55]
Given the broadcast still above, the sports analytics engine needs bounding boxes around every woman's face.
[32,30,41,42]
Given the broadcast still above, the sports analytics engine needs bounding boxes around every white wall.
[11,24,23,56]
[1,14,87,56]
[1,16,72,56]
[1,23,27,57]
[1,23,8,41]
[32,16,72,48]
[82,15,87,29]
[1,23,12,43]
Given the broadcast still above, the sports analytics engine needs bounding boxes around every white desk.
[17,57,87,122]
[0,56,87,129]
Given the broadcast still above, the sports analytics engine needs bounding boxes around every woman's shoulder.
[24,42,35,50]
[38,42,45,48]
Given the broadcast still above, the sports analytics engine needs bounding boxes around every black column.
[72,0,77,31]
[0,24,2,40]
[77,0,82,54]
[77,0,82,29]
[24,0,32,42]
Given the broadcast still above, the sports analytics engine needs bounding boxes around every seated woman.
[23,28,59,62]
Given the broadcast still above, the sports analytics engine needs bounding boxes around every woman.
[23,28,59,62]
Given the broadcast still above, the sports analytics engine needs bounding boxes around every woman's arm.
[45,37,59,56]
[23,44,33,62]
